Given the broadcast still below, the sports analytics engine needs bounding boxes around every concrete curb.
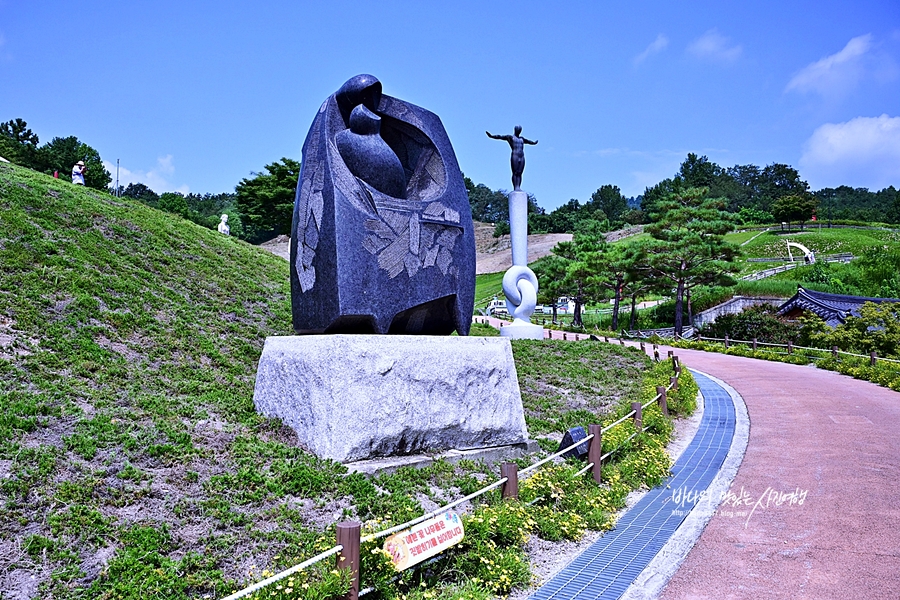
[619,370,750,600]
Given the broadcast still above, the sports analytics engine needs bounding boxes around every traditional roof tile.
[777,286,900,326]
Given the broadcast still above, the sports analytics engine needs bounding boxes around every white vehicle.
[485,297,508,316]
[556,297,578,314]
[542,297,579,315]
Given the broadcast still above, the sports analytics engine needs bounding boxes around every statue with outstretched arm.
[486,125,538,191]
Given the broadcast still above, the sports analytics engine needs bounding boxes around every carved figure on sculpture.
[290,74,476,335]
[217,214,230,235]
[486,126,537,191]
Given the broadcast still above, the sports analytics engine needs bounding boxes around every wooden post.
[336,522,361,600]
[620,337,625,346]
[670,375,678,391]
[832,345,838,358]
[588,425,602,484]
[656,386,669,416]
[604,336,609,343]
[672,355,679,372]
[787,341,793,355]
[870,351,877,367]
[724,335,729,349]
[631,402,643,433]
[653,349,660,362]
[752,337,757,351]
[640,341,646,352]
[667,350,674,358]
[500,462,519,499]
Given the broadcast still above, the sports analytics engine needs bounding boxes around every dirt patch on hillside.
[258,235,290,261]
[473,222,573,274]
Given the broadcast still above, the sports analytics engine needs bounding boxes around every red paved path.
[657,348,900,600]
[475,318,900,597]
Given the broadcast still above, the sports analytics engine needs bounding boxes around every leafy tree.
[814,185,900,224]
[0,118,39,145]
[583,245,633,331]
[532,254,570,322]
[235,157,300,244]
[589,184,628,227]
[641,177,682,216]
[679,153,724,190]
[35,136,112,190]
[119,182,160,207]
[548,231,607,327]
[0,118,40,167]
[158,192,189,218]
[645,187,739,336]
[801,303,900,358]
[620,242,665,331]
[620,208,645,225]
[721,164,762,212]
[734,206,773,225]
[699,304,800,344]
[465,176,509,223]
[757,163,809,212]
[771,194,818,229]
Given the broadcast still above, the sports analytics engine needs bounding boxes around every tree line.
[0,117,295,243]
[5,116,898,245]
[532,185,738,336]
[0,118,112,189]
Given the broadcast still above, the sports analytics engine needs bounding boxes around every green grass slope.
[0,162,301,597]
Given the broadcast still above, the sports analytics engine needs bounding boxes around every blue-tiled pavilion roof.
[777,286,900,326]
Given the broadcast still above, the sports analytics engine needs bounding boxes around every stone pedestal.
[253,335,530,463]
[500,321,544,340]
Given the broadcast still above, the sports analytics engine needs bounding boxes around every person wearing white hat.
[71,161,86,185]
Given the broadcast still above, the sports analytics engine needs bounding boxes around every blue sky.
[1,1,899,209]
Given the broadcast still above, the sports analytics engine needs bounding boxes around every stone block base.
[253,335,529,463]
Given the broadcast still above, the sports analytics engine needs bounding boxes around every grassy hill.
[0,162,299,597]
[0,162,676,599]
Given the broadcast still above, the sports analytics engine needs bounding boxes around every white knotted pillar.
[501,190,543,340]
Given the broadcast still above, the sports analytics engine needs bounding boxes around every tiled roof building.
[777,286,900,327]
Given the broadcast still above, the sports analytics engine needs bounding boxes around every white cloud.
[799,114,900,190]
[104,155,190,194]
[786,34,874,96]
[687,29,742,64]
[634,34,669,65]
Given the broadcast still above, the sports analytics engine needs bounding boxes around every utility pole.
[116,159,120,197]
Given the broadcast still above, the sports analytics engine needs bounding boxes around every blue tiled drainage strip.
[528,371,735,600]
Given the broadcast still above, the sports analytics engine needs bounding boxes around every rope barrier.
[574,462,595,477]
[520,433,594,476]
[362,477,509,542]
[603,410,637,432]
[696,336,900,364]
[642,393,661,410]
[221,545,344,600]
[225,362,683,599]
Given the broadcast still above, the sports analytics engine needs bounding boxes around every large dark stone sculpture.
[291,75,475,335]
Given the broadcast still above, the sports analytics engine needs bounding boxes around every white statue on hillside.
[217,214,230,236]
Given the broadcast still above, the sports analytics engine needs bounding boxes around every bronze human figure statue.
[486,125,538,191]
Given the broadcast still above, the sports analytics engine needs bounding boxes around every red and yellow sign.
[383,511,464,571]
